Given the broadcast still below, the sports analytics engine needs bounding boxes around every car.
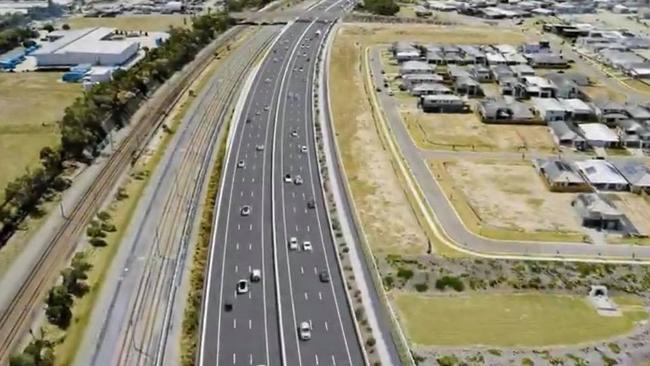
[303,241,312,251]
[307,199,315,209]
[265,77,271,83]
[387,90,394,96]
[298,321,311,340]
[251,269,261,282]
[256,144,265,151]
[241,205,251,216]
[376,86,381,92]
[236,279,249,294]
[245,117,251,124]
[237,160,245,168]
[294,175,303,185]
[224,297,233,311]
[288,237,298,251]
[264,105,270,111]
[300,145,308,153]
[290,130,298,137]
[284,173,292,183]
[319,270,330,283]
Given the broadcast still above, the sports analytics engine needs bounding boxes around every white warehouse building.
[33,27,140,67]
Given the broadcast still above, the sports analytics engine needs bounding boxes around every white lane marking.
[233,319,237,329]
[240,191,243,197]
[241,177,245,183]
[318,291,323,300]
[249,243,252,251]
[237,224,241,231]
[249,354,253,365]
[314,267,318,274]
[292,191,295,198]
[235,265,238,273]
[315,354,319,365]
[252,177,255,183]
[248,291,252,299]
[325,321,328,331]
[248,265,251,272]
[331,355,336,366]
[300,266,304,274]
[249,319,252,330]
[302,192,306,199]
[249,224,253,231]
[236,242,240,250]
[292,206,296,213]
[233,352,236,364]
[304,292,309,300]
[251,191,255,197]
[296,224,300,232]
[307,225,310,232]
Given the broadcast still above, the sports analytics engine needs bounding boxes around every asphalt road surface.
[200,2,365,366]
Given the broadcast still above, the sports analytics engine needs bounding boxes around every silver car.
[298,321,311,341]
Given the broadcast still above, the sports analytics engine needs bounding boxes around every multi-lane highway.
[200,1,365,365]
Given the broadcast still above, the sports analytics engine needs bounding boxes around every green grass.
[395,292,647,347]
[0,72,80,200]
[65,15,191,32]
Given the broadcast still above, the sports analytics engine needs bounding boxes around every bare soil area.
[443,160,583,233]
[607,193,650,236]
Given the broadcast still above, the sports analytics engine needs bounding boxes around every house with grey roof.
[511,64,535,78]
[572,193,628,232]
[420,94,470,113]
[401,73,444,90]
[491,64,514,81]
[625,105,650,123]
[410,83,452,96]
[546,73,584,99]
[446,65,471,80]
[392,41,421,62]
[548,120,587,150]
[549,71,590,87]
[453,76,483,97]
[468,64,492,82]
[478,98,536,124]
[527,53,570,68]
[534,157,591,192]
[579,123,621,148]
[399,60,435,75]
[612,160,650,193]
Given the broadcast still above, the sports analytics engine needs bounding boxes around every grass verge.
[394,292,647,347]
[65,15,191,32]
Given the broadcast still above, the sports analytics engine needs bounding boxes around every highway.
[200,1,366,365]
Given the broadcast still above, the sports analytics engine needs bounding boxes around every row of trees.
[0,27,38,54]
[358,0,400,16]
[0,12,234,247]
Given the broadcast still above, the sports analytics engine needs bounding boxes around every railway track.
[0,26,246,364]
[111,29,279,366]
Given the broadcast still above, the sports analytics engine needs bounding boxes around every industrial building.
[33,27,140,67]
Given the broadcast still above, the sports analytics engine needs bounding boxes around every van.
[251,269,261,282]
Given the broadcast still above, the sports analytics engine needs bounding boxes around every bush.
[97,211,112,222]
[383,275,394,289]
[362,0,399,15]
[396,267,413,281]
[89,237,108,247]
[435,276,464,292]
[414,283,428,292]
[101,222,117,232]
[366,337,376,347]
[86,226,106,238]
[437,355,459,366]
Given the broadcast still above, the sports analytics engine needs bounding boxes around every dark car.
[307,199,315,209]
[319,270,330,283]
[224,298,233,311]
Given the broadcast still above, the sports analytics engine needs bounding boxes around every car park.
[289,237,298,251]
[241,205,251,216]
[236,280,249,294]
[294,175,303,185]
[303,241,312,251]
[319,270,330,283]
[299,321,311,340]
[251,269,261,282]
[237,160,245,168]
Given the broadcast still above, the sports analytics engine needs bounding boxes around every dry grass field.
[607,193,650,237]
[65,15,190,32]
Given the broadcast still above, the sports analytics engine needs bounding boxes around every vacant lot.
[607,193,650,237]
[582,85,627,103]
[330,26,431,256]
[395,292,647,347]
[0,72,80,198]
[402,111,555,152]
[65,15,189,32]
[430,159,586,241]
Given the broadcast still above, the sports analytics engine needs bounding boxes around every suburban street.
[200,1,366,365]
[368,47,650,261]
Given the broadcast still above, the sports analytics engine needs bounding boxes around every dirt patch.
[582,85,627,103]
[402,111,555,153]
[330,26,429,256]
[442,160,583,233]
[607,193,650,236]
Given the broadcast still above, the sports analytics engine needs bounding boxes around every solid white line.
[233,318,237,329]
[324,321,328,331]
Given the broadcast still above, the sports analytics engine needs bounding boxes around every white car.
[236,279,249,294]
[237,160,245,168]
[302,241,312,251]
[256,144,265,151]
[294,175,303,185]
[288,237,298,251]
[241,205,251,216]
[264,105,270,111]
[300,145,308,153]
[251,269,261,282]
[290,130,298,137]
[284,173,292,183]
[298,321,311,341]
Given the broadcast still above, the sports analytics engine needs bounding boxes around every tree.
[46,285,72,308]
[42,24,54,32]
[61,23,70,30]
[363,0,399,15]
[45,304,71,328]
[9,353,36,366]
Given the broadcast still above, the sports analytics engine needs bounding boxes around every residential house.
[614,119,646,148]
[572,193,627,231]
[612,160,650,193]
[486,52,507,65]
[425,50,445,65]
[491,64,514,81]
[511,64,535,78]
[625,105,650,124]
[446,65,471,81]
[526,53,570,68]
[504,53,528,65]
[519,76,557,98]
[534,158,591,192]
[420,94,470,113]
[546,73,583,99]
[559,98,595,121]
[532,98,568,122]
[401,73,445,90]
[594,100,629,126]
[453,76,483,97]
[468,64,492,82]
[459,45,486,65]
[548,120,587,150]
[478,98,536,124]
[519,41,551,54]
[399,60,435,75]
[392,41,420,62]
[410,83,452,96]
[574,160,629,191]
[578,123,621,148]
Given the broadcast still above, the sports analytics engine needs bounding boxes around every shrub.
[89,237,107,247]
[396,267,413,281]
[435,276,464,292]
[414,283,428,292]
[97,211,111,222]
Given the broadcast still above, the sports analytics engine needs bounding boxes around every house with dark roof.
[420,94,470,113]
[625,105,650,123]
[478,98,536,124]
[548,120,587,150]
[572,193,629,232]
[612,161,650,193]
[527,53,570,68]
[546,73,584,99]
[534,157,591,192]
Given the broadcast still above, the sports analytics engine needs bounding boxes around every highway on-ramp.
[199,2,365,366]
